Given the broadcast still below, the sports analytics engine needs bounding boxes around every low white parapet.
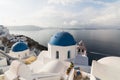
[0,58,7,67]
[32,73,61,80]
[0,66,9,74]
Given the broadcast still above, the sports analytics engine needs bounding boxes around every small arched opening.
[56,51,59,59]
[68,50,71,59]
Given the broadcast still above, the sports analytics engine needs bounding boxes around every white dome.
[91,57,120,80]
[98,56,120,68]
[39,60,70,73]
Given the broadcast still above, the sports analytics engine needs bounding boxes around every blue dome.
[49,32,76,46]
[12,42,28,52]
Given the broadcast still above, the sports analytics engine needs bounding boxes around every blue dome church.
[48,31,77,60]
[9,41,30,59]
[12,42,28,52]
[4,31,89,80]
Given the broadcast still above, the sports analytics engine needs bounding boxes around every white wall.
[48,44,77,61]
[5,60,33,80]
[0,66,9,73]
[18,62,32,80]
[32,73,61,80]
[0,58,7,66]
[91,60,120,80]
[9,49,30,59]
[74,55,88,66]
[68,69,74,80]
[90,75,96,80]
[5,60,62,80]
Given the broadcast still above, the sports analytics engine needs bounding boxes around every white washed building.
[9,41,30,59]
[5,31,89,80]
[0,25,10,38]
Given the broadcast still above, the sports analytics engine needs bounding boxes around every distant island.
[7,25,120,31]
[8,25,43,31]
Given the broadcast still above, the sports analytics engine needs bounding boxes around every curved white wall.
[0,58,7,66]
[9,49,30,59]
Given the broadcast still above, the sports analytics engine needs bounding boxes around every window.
[56,51,59,59]
[68,51,71,59]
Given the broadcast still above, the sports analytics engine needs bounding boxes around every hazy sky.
[0,0,120,27]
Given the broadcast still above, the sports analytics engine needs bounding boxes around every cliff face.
[25,35,47,50]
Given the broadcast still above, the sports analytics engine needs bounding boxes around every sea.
[10,29,120,65]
